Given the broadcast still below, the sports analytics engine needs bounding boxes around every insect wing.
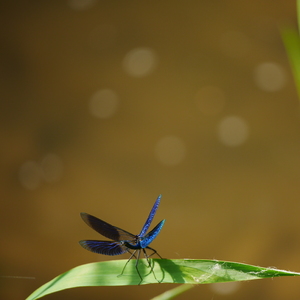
[80,212,136,241]
[139,195,162,237]
[140,219,165,249]
[79,240,128,256]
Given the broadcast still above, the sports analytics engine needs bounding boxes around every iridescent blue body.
[79,195,165,283]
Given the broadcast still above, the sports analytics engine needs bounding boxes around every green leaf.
[26,259,300,300]
[281,26,300,98]
[281,0,300,100]
[298,0,300,32]
[151,284,194,300]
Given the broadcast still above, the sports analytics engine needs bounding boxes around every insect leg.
[118,249,137,277]
[135,250,143,284]
[143,248,161,283]
[146,246,163,259]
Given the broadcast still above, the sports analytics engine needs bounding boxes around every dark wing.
[139,195,162,237]
[80,212,135,241]
[140,219,165,249]
[79,240,128,256]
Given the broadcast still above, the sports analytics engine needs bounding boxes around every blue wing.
[140,219,166,248]
[79,240,128,256]
[139,195,162,237]
[80,212,136,241]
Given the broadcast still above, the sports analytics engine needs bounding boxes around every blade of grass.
[151,284,194,300]
[281,0,300,99]
[26,259,300,300]
[281,26,300,99]
[298,0,300,32]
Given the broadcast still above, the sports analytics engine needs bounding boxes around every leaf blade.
[26,259,300,300]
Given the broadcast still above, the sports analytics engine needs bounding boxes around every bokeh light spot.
[19,161,42,190]
[254,62,287,92]
[89,89,119,119]
[195,86,225,115]
[210,282,240,295]
[123,47,157,77]
[155,136,186,166]
[218,116,249,147]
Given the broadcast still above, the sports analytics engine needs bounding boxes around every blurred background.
[1,1,300,299]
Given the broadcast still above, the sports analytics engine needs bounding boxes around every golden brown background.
[1,1,300,299]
